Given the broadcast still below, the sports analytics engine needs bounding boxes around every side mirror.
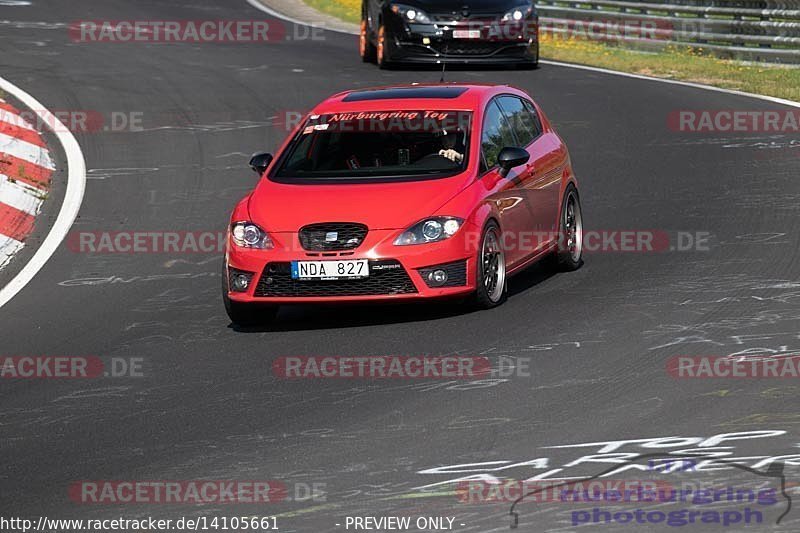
[497,147,530,178]
[249,152,273,175]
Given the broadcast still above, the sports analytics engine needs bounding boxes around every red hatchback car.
[223,84,583,325]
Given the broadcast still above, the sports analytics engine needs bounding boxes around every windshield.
[273,110,472,180]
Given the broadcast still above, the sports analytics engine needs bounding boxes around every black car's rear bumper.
[382,19,539,65]
[391,40,538,64]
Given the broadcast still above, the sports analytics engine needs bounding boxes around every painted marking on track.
[0,99,51,268]
[0,130,55,169]
[0,76,86,309]
[0,107,37,131]
[0,233,23,269]
[0,174,43,215]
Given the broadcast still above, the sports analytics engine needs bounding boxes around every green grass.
[304,0,360,24]
[542,36,800,101]
[303,0,800,102]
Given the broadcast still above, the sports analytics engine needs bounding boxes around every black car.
[359,0,538,68]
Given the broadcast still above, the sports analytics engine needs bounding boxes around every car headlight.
[502,5,533,21]
[231,221,274,249]
[391,4,432,24]
[394,217,464,245]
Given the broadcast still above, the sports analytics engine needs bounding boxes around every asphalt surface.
[1,0,800,532]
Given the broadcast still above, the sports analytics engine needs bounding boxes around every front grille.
[430,14,496,22]
[432,41,525,57]
[254,260,418,297]
[299,223,368,251]
[418,260,468,288]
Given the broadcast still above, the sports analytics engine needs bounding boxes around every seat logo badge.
[325,232,339,242]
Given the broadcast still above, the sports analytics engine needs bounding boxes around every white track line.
[0,77,87,309]
[0,130,55,168]
[243,0,350,33]
[0,174,44,215]
[244,0,800,109]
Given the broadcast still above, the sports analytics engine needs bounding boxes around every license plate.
[453,29,481,39]
[291,259,369,280]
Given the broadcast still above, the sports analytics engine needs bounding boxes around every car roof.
[312,83,524,113]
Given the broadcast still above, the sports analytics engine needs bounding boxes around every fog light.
[427,269,448,287]
[232,274,250,291]
[228,267,254,293]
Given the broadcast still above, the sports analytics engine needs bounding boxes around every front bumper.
[225,228,477,304]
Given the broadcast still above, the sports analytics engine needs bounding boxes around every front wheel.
[222,263,278,326]
[471,221,507,309]
[557,186,584,271]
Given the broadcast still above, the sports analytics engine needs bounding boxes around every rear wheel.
[557,186,584,271]
[376,25,392,69]
[472,221,507,309]
[517,40,540,69]
[222,262,278,326]
[359,19,376,63]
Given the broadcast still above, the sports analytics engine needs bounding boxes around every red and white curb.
[0,77,86,309]
[0,98,54,269]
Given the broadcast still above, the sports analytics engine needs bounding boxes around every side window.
[522,99,543,138]
[481,100,517,169]
[498,96,538,147]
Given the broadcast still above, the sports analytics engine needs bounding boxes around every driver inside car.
[437,131,464,163]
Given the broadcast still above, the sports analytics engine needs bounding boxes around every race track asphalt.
[1,0,800,531]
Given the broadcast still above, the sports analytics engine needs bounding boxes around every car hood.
[247,176,471,232]
[405,0,530,15]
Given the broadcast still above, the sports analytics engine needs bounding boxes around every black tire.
[376,24,393,69]
[556,185,584,271]
[517,41,539,70]
[471,221,508,309]
[222,262,278,326]
[359,19,376,63]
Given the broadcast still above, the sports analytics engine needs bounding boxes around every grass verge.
[304,0,360,25]
[541,36,800,102]
[302,0,800,102]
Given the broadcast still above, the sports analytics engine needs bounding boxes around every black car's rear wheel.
[360,19,376,63]
[376,24,392,69]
